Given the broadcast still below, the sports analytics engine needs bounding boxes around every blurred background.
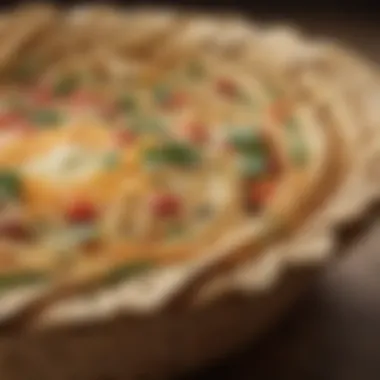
[8,1,380,379]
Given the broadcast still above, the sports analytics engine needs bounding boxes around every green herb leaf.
[53,74,81,96]
[144,142,201,168]
[153,84,171,104]
[13,59,39,83]
[239,154,267,179]
[117,94,137,112]
[0,170,22,200]
[31,109,63,127]
[228,128,264,154]
[102,261,154,286]
[0,271,47,292]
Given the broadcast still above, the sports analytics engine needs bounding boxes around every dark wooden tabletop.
[180,16,380,380]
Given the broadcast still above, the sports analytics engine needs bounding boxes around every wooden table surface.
[180,16,380,380]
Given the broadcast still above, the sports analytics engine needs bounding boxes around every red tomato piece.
[0,218,31,240]
[115,129,136,146]
[269,99,291,124]
[216,78,238,97]
[31,85,53,106]
[0,112,24,128]
[150,193,182,218]
[249,181,276,205]
[185,122,209,145]
[164,92,188,109]
[66,200,98,223]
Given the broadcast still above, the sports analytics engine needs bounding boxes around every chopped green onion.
[153,84,171,104]
[0,271,47,292]
[30,108,63,127]
[117,94,137,112]
[228,128,264,154]
[145,142,201,168]
[0,170,22,200]
[12,59,39,83]
[239,154,267,179]
[102,261,154,286]
[53,74,81,96]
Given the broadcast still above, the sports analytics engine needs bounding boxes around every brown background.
[180,17,380,380]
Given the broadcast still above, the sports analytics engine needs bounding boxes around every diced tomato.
[68,90,101,108]
[163,92,188,110]
[269,99,292,124]
[150,193,182,218]
[65,200,98,223]
[0,218,31,240]
[249,180,276,205]
[115,129,136,146]
[185,122,209,145]
[216,78,238,97]
[0,112,24,128]
[31,85,53,106]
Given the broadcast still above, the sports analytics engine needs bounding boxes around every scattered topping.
[248,180,276,208]
[0,170,22,200]
[153,85,187,109]
[269,98,292,124]
[0,217,31,240]
[145,142,200,168]
[0,271,47,290]
[12,59,39,83]
[228,128,263,154]
[0,112,25,129]
[30,85,53,106]
[102,261,154,286]
[115,128,137,146]
[30,108,63,127]
[184,122,209,145]
[65,200,98,224]
[53,74,81,96]
[68,224,100,249]
[117,94,137,112]
[216,78,238,98]
[150,193,182,218]
[239,154,267,179]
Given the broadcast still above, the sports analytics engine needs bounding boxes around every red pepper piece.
[0,112,24,128]
[249,180,276,206]
[163,92,188,110]
[269,99,292,124]
[66,200,97,223]
[150,193,181,218]
[0,218,31,240]
[115,128,136,146]
[216,78,238,97]
[185,122,209,145]
[31,85,53,106]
